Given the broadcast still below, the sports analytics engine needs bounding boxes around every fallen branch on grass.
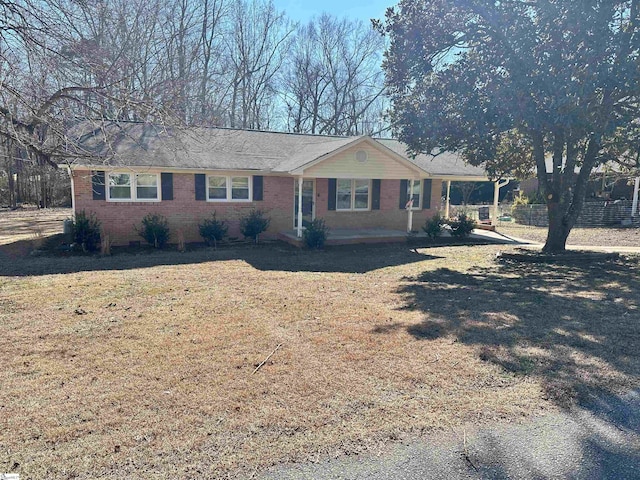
[427,354,441,364]
[252,343,283,375]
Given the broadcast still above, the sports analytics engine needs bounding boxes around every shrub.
[423,212,445,240]
[198,212,228,248]
[72,210,101,252]
[303,218,329,249]
[512,191,529,207]
[240,209,270,244]
[448,212,476,238]
[137,213,170,248]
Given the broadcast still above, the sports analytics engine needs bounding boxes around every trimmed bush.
[303,218,329,249]
[448,212,476,238]
[198,212,228,248]
[72,210,101,252]
[423,212,445,240]
[137,213,170,248]
[240,209,270,244]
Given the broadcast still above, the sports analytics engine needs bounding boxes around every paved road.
[260,389,640,480]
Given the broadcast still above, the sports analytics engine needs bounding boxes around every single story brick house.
[68,123,492,245]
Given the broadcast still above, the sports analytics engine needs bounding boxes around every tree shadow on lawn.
[0,242,442,276]
[383,256,640,407]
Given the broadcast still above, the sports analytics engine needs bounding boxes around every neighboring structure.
[68,124,495,245]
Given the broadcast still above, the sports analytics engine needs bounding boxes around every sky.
[272,0,395,24]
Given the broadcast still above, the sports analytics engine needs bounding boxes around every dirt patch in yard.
[1,242,639,479]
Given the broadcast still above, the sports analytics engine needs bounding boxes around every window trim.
[106,172,161,202]
[406,179,422,210]
[206,174,253,202]
[336,178,371,212]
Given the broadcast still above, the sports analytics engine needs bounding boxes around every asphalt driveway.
[260,389,640,480]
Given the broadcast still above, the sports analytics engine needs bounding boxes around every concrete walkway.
[260,389,640,480]
[496,232,640,254]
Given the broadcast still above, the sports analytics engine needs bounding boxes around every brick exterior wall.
[73,170,294,245]
[315,178,443,231]
[73,171,445,245]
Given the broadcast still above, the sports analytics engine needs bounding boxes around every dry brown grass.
[1,212,639,479]
[497,224,640,247]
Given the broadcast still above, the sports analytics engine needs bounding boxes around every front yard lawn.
[1,241,639,479]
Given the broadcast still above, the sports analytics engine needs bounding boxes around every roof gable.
[292,136,425,179]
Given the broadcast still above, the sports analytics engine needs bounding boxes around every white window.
[208,175,252,201]
[231,176,250,200]
[136,174,158,200]
[208,176,227,200]
[109,173,131,200]
[336,179,370,211]
[337,179,352,210]
[406,179,422,209]
[108,172,160,202]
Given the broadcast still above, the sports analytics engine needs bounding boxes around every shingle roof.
[376,139,488,178]
[73,122,488,178]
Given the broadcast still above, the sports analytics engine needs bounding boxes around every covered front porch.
[278,226,517,247]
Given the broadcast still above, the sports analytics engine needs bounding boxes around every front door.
[294,179,315,228]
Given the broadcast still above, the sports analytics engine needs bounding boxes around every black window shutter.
[195,174,206,201]
[422,179,432,209]
[372,179,381,210]
[399,179,408,209]
[92,171,105,200]
[328,178,337,211]
[161,173,173,201]
[253,175,263,201]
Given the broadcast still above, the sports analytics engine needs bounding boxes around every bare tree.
[0,0,391,210]
[282,14,388,136]
[226,0,294,129]
[195,0,229,124]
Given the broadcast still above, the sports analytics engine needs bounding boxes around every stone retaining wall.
[512,201,637,227]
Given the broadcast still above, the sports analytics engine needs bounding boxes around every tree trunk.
[543,201,571,253]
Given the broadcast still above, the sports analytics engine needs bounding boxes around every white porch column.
[67,166,75,217]
[445,180,451,219]
[297,177,303,238]
[492,179,510,226]
[632,176,640,217]
[407,179,415,232]
[492,181,500,226]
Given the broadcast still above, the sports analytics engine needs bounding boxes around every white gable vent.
[355,150,368,163]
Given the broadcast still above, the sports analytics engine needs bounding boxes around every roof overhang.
[436,175,493,182]
[66,163,271,174]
